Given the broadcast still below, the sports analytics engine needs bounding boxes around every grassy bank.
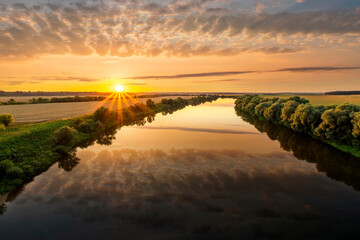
[0,95,219,193]
[235,95,360,158]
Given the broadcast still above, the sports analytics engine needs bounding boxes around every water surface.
[0,99,359,239]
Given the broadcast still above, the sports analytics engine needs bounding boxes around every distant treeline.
[0,91,108,97]
[0,96,107,105]
[0,94,225,106]
[0,95,219,193]
[325,91,360,95]
[235,95,360,157]
[0,91,200,98]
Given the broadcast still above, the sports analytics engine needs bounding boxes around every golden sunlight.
[115,85,124,92]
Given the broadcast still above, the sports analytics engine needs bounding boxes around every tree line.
[0,96,107,105]
[235,95,360,155]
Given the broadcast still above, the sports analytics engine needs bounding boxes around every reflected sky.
[1,99,360,239]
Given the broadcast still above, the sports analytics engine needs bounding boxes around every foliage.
[53,126,77,145]
[0,114,14,127]
[93,106,113,123]
[146,99,156,108]
[281,101,299,124]
[235,95,360,153]
[0,123,5,132]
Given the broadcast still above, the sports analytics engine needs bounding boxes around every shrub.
[93,107,112,123]
[290,104,326,134]
[281,101,300,124]
[0,160,15,175]
[263,102,284,122]
[54,145,70,155]
[77,119,97,133]
[53,126,77,145]
[146,99,156,108]
[352,112,360,138]
[0,123,5,132]
[255,101,273,117]
[0,114,14,127]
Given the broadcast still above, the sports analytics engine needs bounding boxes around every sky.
[0,0,360,93]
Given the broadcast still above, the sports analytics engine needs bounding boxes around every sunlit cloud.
[0,0,359,60]
[124,66,360,80]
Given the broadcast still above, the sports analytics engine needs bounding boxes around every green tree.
[0,114,14,127]
[281,101,300,124]
[264,102,284,122]
[146,99,155,108]
[53,126,77,145]
[291,104,326,134]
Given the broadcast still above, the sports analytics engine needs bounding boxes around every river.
[0,98,359,239]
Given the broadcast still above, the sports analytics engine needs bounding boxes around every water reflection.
[1,148,360,239]
[236,110,360,190]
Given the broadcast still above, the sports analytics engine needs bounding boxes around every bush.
[263,102,284,122]
[0,114,14,127]
[146,99,156,108]
[53,126,77,145]
[0,160,15,175]
[281,101,300,124]
[0,123,5,132]
[352,112,360,138]
[54,145,70,155]
[77,119,97,133]
[93,107,113,123]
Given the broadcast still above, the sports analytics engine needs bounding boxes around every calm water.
[0,99,360,239]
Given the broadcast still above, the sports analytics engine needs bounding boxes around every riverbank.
[0,96,219,194]
[235,95,360,158]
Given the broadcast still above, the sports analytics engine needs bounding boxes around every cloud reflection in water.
[2,148,359,239]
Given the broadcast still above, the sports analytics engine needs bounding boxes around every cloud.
[131,126,259,135]
[0,1,359,59]
[125,66,360,80]
[125,71,255,80]
[253,47,303,54]
[33,76,103,82]
[274,66,360,72]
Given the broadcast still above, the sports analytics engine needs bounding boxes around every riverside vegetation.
[236,110,360,190]
[235,95,360,157]
[0,95,219,193]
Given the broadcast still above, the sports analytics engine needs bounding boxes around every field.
[0,96,194,123]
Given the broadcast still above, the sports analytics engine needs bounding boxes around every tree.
[352,112,360,138]
[0,114,14,127]
[255,101,273,117]
[53,126,77,145]
[146,99,155,108]
[264,102,284,122]
[290,104,325,134]
[316,103,360,144]
[281,101,300,124]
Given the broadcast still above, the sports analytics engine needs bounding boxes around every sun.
[115,85,124,92]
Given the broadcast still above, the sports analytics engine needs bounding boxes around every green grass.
[327,142,360,158]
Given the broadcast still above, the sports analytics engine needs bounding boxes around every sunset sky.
[0,0,360,92]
